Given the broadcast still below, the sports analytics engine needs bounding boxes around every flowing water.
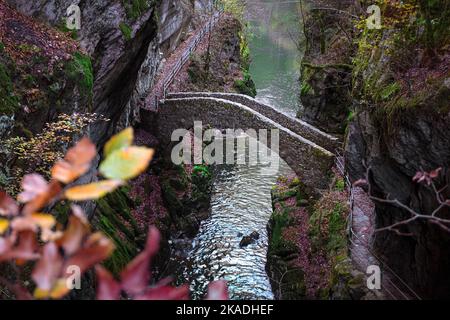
[175,1,301,300]
[246,0,303,117]
[181,136,294,299]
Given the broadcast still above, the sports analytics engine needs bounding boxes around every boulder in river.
[239,231,260,248]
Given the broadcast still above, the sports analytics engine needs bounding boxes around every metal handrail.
[149,9,223,111]
[334,149,422,300]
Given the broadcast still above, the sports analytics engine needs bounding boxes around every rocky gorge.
[0,0,449,301]
[297,0,450,299]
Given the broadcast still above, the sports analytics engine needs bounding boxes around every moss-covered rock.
[92,187,142,275]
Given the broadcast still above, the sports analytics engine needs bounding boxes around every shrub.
[0,127,228,300]
[3,113,106,195]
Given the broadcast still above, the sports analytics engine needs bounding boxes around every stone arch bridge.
[152,92,340,190]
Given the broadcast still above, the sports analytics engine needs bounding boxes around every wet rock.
[250,231,260,240]
[239,231,260,248]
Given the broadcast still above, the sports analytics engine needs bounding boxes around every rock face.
[296,0,355,134]
[344,1,450,298]
[6,0,195,145]
[2,0,206,181]
[346,108,450,299]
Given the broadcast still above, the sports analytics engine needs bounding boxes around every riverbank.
[267,172,380,300]
[169,13,256,96]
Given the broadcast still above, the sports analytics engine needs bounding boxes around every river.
[182,135,293,300]
[174,1,301,300]
[246,0,303,117]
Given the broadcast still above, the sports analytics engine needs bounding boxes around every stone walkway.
[345,172,421,300]
[144,12,222,110]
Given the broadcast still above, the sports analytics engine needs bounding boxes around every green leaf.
[104,128,134,158]
[99,147,154,181]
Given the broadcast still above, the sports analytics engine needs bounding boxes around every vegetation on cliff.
[0,128,227,300]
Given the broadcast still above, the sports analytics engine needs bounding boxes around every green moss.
[122,0,149,20]
[335,178,345,192]
[309,195,348,255]
[0,63,19,115]
[53,201,71,225]
[270,209,293,251]
[66,52,94,96]
[94,188,141,275]
[161,180,183,215]
[300,82,312,96]
[57,23,78,40]
[234,71,257,97]
[119,22,133,41]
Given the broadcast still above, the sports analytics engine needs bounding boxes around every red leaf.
[32,242,64,292]
[65,137,97,167]
[95,266,121,300]
[56,207,90,256]
[0,191,19,217]
[0,231,40,262]
[429,167,442,179]
[206,280,228,300]
[134,285,189,300]
[64,232,114,274]
[52,137,97,184]
[18,174,48,203]
[22,180,62,216]
[120,226,160,295]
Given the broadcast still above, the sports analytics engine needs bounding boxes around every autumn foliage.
[0,128,228,300]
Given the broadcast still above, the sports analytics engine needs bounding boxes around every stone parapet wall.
[167,92,340,152]
[158,97,334,190]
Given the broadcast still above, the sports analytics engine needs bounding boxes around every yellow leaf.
[50,279,70,299]
[31,213,56,230]
[0,219,9,235]
[104,127,134,158]
[64,180,124,201]
[100,147,154,180]
[33,288,50,299]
